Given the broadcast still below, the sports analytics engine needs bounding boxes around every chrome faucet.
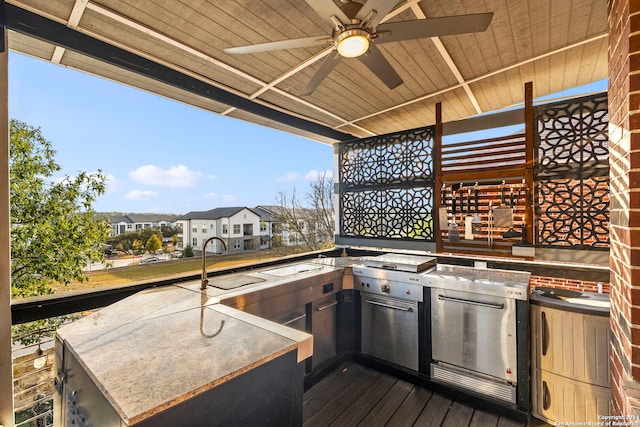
[201,236,227,290]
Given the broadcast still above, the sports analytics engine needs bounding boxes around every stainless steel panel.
[352,268,424,301]
[431,287,517,382]
[422,264,529,301]
[431,363,516,403]
[312,295,337,369]
[58,346,124,426]
[363,253,437,272]
[361,293,419,371]
[352,265,427,285]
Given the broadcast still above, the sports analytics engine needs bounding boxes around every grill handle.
[316,301,338,311]
[282,313,306,326]
[437,295,504,309]
[381,263,398,270]
[364,299,414,312]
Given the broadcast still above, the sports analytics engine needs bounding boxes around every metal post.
[434,102,443,253]
[0,27,15,426]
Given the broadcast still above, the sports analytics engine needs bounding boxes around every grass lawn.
[51,246,327,293]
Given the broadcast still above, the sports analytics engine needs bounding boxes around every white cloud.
[129,164,204,188]
[104,173,124,191]
[124,190,158,201]
[276,172,301,183]
[305,169,333,181]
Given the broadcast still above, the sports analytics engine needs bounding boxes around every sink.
[536,286,582,300]
[208,275,266,290]
[261,263,323,277]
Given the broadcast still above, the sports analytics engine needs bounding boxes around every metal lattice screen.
[338,127,435,244]
[534,93,610,249]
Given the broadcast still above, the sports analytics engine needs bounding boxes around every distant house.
[176,207,262,254]
[252,205,281,249]
[254,205,324,247]
[106,213,180,236]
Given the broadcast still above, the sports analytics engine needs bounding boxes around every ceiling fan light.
[335,29,370,58]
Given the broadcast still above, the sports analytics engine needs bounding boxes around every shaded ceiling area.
[4,0,608,144]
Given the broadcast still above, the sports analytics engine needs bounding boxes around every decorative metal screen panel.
[534,93,609,249]
[338,127,435,242]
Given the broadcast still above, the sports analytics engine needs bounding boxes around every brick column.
[608,0,640,415]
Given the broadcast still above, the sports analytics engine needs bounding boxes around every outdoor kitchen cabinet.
[53,285,313,426]
[530,295,610,424]
[310,293,338,371]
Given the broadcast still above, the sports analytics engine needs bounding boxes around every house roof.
[105,213,179,224]
[108,215,133,224]
[126,213,179,223]
[253,206,281,221]
[178,207,258,221]
[4,1,607,144]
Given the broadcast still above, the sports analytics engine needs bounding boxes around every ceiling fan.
[224,0,493,95]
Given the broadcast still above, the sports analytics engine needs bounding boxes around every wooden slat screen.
[440,133,528,256]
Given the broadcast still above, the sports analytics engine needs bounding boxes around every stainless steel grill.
[353,254,436,371]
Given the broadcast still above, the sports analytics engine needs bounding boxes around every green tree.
[183,245,194,258]
[10,119,110,298]
[145,234,162,253]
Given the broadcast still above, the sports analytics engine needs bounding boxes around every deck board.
[303,362,366,421]
[303,362,548,427]
[303,366,381,427]
[441,401,475,427]
[413,393,454,427]
[385,385,433,427]
[329,373,396,426]
[498,417,527,427]
[470,410,500,427]
[357,379,416,427]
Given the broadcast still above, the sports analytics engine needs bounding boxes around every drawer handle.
[316,301,338,311]
[283,313,306,326]
[542,380,551,411]
[437,295,504,309]
[364,299,414,312]
[541,311,549,356]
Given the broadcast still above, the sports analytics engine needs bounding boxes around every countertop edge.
[530,292,610,316]
[212,304,313,363]
[127,343,299,425]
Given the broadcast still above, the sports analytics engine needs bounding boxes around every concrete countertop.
[55,260,344,425]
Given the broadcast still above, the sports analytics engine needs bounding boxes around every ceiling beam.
[84,1,374,136]
[46,0,88,64]
[409,2,483,115]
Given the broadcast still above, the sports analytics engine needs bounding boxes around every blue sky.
[9,52,334,214]
[9,52,608,215]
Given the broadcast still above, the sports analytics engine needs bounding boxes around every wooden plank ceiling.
[6,0,608,144]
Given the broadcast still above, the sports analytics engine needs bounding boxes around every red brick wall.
[529,276,610,294]
[608,0,640,415]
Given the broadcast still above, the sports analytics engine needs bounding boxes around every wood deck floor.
[303,362,550,427]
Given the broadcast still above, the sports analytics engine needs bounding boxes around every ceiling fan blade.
[302,51,342,95]
[225,36,331,54]
[356,0,398,28]
[358,44,403,90]
[305,0,350,27]
[376,12,494,43]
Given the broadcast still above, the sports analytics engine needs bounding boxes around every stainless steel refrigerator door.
[431,287,517,382]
